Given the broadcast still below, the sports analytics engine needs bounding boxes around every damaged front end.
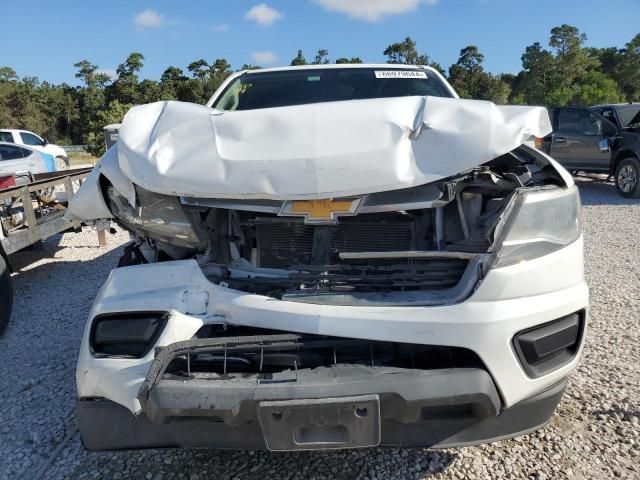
[99,147,567,307]
[72,90,587,451]
[68,95,572,308]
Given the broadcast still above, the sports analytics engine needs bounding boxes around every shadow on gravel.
[73,446,458,479]
[0,233,126,480]
[8,230,106,273]
[2,236,122,342]
[575,175,640,206]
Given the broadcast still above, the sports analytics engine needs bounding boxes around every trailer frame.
[0,168,92,257]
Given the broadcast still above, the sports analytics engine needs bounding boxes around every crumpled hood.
[117,96,552,200]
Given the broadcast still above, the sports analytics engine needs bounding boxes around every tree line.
[0,24,639,155]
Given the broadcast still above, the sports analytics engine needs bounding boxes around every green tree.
[448,46,484,98]
[159,67,187,100]
[187,59,210,81]
[87,100,133,155]
[74,60,109,143]
[0,67,19,127]
[312,49,331,65]
[335,57,363,64]
[161,66,187,83]
[210,59,231,76]
[109,53,145,104]
[383,37,444,74]
[572,70,622,105]
[290,50,308,66]
[513,42,556,105]
[457,46,484,72]
[383,37,430,65]
[448,46,510,103]
[547,25,595,105]
[116,53,144,79]
[615,34,640,101]
[0,67,18,82]
[203,59,233,103]
[3,77,48,133]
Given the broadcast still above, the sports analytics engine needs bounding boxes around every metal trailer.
[0,168,92,335]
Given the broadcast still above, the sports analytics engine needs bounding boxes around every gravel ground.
[0,176,638,480]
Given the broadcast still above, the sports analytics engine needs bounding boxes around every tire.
[0,254,13,337]
[55,156,69,171]
[614,157,640,198]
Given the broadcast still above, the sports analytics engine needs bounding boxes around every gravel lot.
[0,176,638,480]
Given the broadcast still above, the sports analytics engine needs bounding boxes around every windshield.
[617,105,640,128]
[212,68,453,111]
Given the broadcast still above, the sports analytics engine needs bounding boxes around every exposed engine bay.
[101,147,563,306]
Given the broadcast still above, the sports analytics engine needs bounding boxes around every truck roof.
[239,64,440,75]
[590,103,640,109]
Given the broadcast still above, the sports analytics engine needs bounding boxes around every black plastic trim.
[513,310,585,378]
[76,378,567,451]
[90,311,169,359]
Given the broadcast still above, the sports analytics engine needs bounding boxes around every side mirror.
[598,138,610,153]
[42,139,49,146]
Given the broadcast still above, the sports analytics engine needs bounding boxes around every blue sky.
[2,0,639,85]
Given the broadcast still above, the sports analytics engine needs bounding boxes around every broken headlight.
[495,185,581,267]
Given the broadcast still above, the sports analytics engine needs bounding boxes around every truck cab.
[543,104,640,197]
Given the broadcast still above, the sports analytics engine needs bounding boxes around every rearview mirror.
[42,138,49,146]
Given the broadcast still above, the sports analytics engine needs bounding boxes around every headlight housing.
[495,185,581,267]
[90,312,168,358]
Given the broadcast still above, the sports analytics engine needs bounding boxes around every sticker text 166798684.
[374,70,428,79]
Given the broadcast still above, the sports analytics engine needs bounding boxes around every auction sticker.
[374,70,427,79]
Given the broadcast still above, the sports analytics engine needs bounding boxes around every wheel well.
[612,150,639,174]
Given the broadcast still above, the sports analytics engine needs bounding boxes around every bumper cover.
[77,341,568,451]
[77,238,587,412]
[77,380,566,451]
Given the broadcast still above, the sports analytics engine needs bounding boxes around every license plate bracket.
[257,395,381,451]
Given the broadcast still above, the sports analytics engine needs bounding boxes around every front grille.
[234,213,473,297]
[256,215,415,268]
[288,258,469,292]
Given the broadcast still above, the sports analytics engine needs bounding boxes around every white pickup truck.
[69,64,588,452]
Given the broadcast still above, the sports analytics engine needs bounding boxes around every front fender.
[67,145,136,221]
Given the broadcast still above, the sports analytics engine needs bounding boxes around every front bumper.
[76,238,587,450]
[77,359,567,451]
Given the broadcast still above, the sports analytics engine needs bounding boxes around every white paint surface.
[115,96,552,199]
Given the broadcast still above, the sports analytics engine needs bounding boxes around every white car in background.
[0,142,52,184]
[0,129,69,171]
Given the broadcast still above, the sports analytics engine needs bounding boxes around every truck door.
[550,108,612,172]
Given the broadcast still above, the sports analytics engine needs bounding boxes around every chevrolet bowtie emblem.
[279,197,363,224]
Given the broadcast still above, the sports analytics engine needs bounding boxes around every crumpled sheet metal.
[115,96,551,200]
[66,145,136,221]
